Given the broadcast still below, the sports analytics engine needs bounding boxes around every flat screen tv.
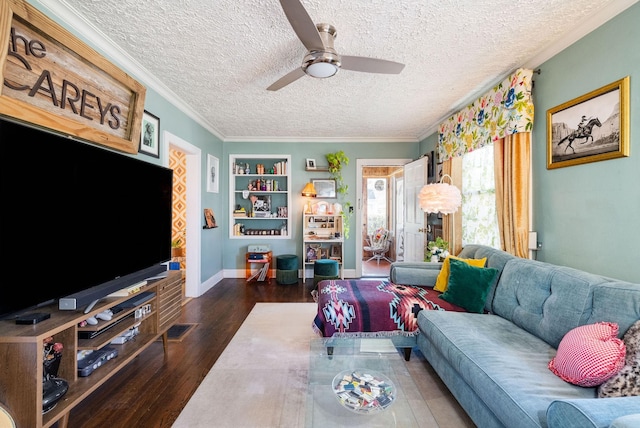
[0,117,173,320]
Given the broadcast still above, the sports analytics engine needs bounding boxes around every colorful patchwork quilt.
[312,279,467,338]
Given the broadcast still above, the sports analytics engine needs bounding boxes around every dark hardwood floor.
[65,278,317,428]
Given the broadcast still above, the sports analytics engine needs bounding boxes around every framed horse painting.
[547,76,629,169]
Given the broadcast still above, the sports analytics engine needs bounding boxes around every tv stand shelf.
[0,270,182,428]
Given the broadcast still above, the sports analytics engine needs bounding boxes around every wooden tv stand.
[0,270,182,428]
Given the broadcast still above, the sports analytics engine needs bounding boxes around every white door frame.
[163,131,202,298]
[355,158,412,278]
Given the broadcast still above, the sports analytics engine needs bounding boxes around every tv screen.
[0,117,173,319]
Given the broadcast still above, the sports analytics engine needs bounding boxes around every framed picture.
[306,245,317,261]
[312,178,337,199]
[331,244,342,258]
[306,158,316,169]
[547,76,629,169]
[203,208,216,228]
[139,110,160,158]
[250,194,271,214]
[207,155,219,193]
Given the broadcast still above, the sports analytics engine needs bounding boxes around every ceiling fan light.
[302,50,341,79]
[305,61,338,78]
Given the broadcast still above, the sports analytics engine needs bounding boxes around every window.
[461,145,500,249]
[366,178,388,235]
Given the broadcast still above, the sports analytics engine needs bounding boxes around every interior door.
[403,157,429,262]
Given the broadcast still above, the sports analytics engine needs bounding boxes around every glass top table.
[305,337,425,427]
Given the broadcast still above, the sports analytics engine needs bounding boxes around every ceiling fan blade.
[278,0,324,51]
[267,68,306,91]
[341,56,405,74]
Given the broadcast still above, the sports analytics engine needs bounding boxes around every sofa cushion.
[492,259,610,348]
[548,322,626,387]
[598,320,640,397]
[434,256,487,292]
[456,245,515,312]
[587,282,640,339]
[439,258,497,313]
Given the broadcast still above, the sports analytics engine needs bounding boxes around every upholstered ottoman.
[276,254,298,284]
[313,259,339,286]
[312,279,469,361]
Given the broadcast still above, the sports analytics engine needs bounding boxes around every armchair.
[364,228,393,265]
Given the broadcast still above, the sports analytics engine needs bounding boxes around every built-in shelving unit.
[230,155,291,239]
[303,211,344,279]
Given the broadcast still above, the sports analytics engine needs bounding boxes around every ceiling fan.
[267,0,405,91]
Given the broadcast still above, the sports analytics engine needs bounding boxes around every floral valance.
[437,68,534,162]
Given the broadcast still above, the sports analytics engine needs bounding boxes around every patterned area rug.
[172,302,474,428]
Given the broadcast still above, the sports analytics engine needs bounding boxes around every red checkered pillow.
[549,322,626,387]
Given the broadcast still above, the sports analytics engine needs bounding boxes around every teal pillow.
[440,258,498,313]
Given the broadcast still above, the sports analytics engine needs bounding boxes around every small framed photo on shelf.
[306,245,317,261]
[312,179,336,199]
[203,208,216,228]
[250,195,271,213]
[306,158,316,169]
[331,244,342,258]
[139,110,160,158]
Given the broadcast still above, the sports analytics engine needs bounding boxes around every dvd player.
[77,313,133,339]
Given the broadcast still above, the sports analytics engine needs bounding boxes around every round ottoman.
[313,259,339,286]
[276,254,298,285]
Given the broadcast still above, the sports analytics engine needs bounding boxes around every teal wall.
[25,1,639,283]
[419,4,639,282]
[532,4,639,282]
[221,143,419,273]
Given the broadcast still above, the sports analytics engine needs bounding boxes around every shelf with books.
[229,155,291,239]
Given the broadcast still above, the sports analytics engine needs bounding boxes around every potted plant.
[325,151,352,239]
[171,229,186,257]
[425,236,449,262]
[171,239,184,258]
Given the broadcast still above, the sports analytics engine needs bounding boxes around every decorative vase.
[430,255,439,263]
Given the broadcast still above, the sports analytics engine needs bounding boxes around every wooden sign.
[0,0,146,153]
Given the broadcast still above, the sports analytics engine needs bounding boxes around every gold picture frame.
[547,76,629,169]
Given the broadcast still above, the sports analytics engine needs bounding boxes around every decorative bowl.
[332,369,396,414]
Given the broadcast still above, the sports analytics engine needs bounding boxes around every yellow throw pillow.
[434,256,488,292]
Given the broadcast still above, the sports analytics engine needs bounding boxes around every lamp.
[418,174,462,214]
[418,174,462,257]
[302,182,317,214]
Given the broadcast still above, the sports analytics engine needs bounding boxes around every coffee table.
[305,337,426,427]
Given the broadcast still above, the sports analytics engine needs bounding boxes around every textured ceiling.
[42,0,633,142]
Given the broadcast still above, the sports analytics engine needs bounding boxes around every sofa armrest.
[546,397,640,428]
[389,262,442,286]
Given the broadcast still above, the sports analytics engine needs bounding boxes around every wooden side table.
[245,251,272,282]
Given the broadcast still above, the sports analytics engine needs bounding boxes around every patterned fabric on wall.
[437,68,534,162]
[169,149,187,267]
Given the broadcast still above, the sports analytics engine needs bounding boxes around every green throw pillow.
[440,258,498,313]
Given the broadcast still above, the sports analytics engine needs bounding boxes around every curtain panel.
[437,68,534,162]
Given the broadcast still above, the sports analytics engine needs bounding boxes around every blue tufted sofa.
[390,245,640,428]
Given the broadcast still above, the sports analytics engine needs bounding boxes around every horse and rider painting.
[547,77,629,169]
